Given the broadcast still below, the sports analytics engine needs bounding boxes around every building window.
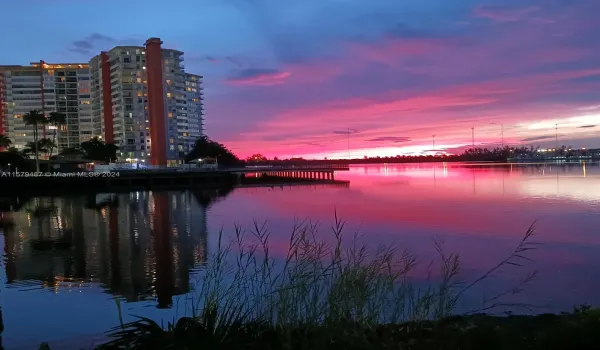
[169,138,174,144]
[168,112,173,118]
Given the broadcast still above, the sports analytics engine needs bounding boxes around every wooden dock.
[0,164,350,195]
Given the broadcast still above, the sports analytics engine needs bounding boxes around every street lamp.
[432,134,436,153]
[471,127,475,149]
[491,123,504,148]
[555,124,559,151]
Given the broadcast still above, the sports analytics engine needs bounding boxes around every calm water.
[1,163,600,348]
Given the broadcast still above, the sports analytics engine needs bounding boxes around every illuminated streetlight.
[471,127,475,149]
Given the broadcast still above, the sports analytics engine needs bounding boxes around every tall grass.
[102,215,539,349]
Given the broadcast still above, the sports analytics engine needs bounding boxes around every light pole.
[432,134,436,153]
[471,127,475,149]
[491,123,504,148]
[555,123,559,151]
[347,127,350,160]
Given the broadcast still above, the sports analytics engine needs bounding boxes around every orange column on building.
[0,73,5,135]
[145,38,168,166]
[100,52,114,143]
[39,60,47,138]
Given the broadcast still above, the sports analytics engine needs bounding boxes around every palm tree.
[22,110,47,172]
[0,134,12,150]
[47,112,66,168]
[37,138,56,160]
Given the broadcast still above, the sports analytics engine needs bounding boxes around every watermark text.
[1,171,120,178]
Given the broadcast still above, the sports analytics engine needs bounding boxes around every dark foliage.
[56,147,85,156]
[98,308,600,350]
[250,147,524,165]
[81,137,119,162]
[0,152,34,171]
[185,136,242,166]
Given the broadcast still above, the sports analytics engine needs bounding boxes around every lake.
[1,162,600,348]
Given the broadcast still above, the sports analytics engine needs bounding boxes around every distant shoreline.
[253,158,600,166]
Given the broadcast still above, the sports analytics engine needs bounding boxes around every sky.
[2,0,600,159]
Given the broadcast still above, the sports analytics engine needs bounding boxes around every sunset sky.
[3,0,600,159]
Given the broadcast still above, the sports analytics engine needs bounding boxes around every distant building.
[0,62,94,152]
[89,38,204,166]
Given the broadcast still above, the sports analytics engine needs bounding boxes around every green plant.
[100,216,540,349]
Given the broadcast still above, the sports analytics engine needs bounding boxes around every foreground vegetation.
[91,308,600,350]
[35,218,597,349]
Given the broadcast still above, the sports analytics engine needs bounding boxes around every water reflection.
[0,164,599,347]
[1,188,231,305]
[344,162,600,204]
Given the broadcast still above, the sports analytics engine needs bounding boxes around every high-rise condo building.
[89,38,204,166]
[0,62,94,152]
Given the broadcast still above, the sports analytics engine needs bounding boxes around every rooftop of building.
[103,44,184,55]
[0,62,89,71]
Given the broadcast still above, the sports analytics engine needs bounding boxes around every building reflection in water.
[1,189,230,308]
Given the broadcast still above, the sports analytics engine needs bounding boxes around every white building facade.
[0,62,93,152]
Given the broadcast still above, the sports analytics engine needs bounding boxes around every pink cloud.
[222,67,600,158]
[473,5,539,22]
[346,38,449,66]
[208,1,600,159]
[281,61,345,85]
[226,70,291,86]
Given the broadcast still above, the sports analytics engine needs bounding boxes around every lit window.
[166,80,171,85]
[136,78,142,83]
[168,112,173,118]
[169,138,174,144]
[166,93,172,98]
[137,91,143,97]
[170,145,175,150]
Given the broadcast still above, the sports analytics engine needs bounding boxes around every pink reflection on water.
[221,163,600,245]
[210,163,600,312]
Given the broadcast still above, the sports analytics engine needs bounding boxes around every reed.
[101,215,541,349]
